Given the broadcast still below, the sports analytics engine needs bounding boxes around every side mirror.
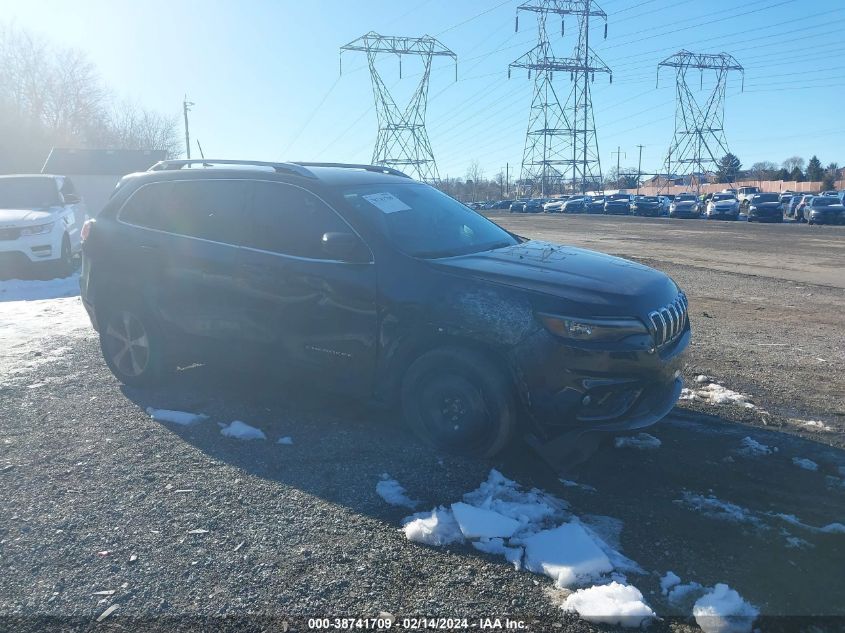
[321,232,370,263]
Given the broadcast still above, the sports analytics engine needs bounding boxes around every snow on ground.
[277,436,294,445]
[737,436,774,456]
[376,475,419,509]
[613,433,661,450]
[0,274,93,384]
[402,507,464,546]
[451,502,520,539]
[561,582,655,628]
[660,571,681,595]
[693,583,760,633]
[558,479,597,493]
[219,420,267,440]
[146,407,209,426]
[798,419,834,432]
[772,513,845,535]
[675,492,764,527]
[520,522,613,587]
[792,457,819,471]
[680,380,756,409]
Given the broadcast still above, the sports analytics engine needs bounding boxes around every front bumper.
[671,208,699,218]
[808,211,843,225]
[0,227,64,263]
[512,325,690,436]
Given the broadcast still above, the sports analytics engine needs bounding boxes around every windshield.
[608,194,629,200]
[754,194,779,202]
[712,194,736,201]
[677,195,696,201]
[340,183,518,258]
[0,177,61,209]
[812,197,836,206]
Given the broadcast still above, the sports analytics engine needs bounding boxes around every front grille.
[648,292,688,347]
[0,227,21,241]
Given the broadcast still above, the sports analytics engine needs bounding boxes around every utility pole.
[340,33,456,184]
[183,96,195,160]
[636,144,643,196]
[506,162,509,196]
[612,145,625,187]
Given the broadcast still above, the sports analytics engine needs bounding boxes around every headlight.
[19,222,55,236]
[538,313,649,342]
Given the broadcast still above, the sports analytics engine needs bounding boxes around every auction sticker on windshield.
[362,192,411,214]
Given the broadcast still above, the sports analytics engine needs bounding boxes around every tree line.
[715,154,841,190]
[0,22,181,174]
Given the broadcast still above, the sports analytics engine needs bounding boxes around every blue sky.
[5,0,844,180]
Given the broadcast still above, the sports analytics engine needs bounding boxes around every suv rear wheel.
[401,347,516,458]
[99,302,164,386]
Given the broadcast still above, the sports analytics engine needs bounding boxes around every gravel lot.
[1,216,844,632]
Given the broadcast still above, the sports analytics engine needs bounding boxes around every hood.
[810,204,844,213]
[751,202,780,208]
[606,199,629,205]
[432,240,679,316]
[0,208,54,227]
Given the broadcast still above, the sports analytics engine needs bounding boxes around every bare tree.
[748,161,779,183]
[101,100,181,158]
[782,156,805,173]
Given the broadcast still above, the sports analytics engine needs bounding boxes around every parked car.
[524,199,545,213]
[737,186,761,209]
[720,188,738,195]
[604,193,632,215]
[704,193,740,220]
[669,193,700,219]
[746,193,783,223]
[543,197,568,213]
[794,194,816,222]
[778,191,795,210]
[786,194,803,218]
[80,159,690,458]
[820,191,840,197]
[586,196,606,213]
[630,196,661,217]
[0,174,87,277]
[562,196,590,213]
[481,200,499,210]
[495,199,515,209]
[509,200,527,213]
[805,196,845,225]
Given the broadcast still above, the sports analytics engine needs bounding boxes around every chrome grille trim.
[648,292,688,347]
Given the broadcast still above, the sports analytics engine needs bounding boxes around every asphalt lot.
[1,215,844,631]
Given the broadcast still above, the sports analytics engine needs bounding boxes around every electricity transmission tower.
[657,50,744,193]
[510,0,611,196]
[340,32,456,183]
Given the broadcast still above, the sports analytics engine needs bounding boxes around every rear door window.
[242,181,352,259]
[120,180,248,244]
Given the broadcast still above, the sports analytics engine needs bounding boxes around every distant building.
[41,148,166,215]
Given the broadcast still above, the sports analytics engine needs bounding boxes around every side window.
[243,182,352,258]
[120,180,247,244]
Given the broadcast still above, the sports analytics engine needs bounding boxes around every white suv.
[0,174,87,276]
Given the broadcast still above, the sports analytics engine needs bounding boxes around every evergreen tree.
[806,156,824,181]
[716,153,741,183]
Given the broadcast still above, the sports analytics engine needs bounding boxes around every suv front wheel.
[401,347,516,458]
[99,303,165,386]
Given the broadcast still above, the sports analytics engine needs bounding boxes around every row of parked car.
[470,188,845,225]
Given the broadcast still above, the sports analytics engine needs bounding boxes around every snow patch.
[220,421,266,440]
[376,475,419,509]
[561,582,655,628]
[402,507,464,546]
[451,502,521,539]
[521,523,613,588]
[773,513,845,535]
[660,571,681,595]
[738,436,773,456]
[800,420,834,432]
[146,407,208,426]
[559,479,597,492]
[680,382,755,408]
[276,436,294,445]
[692,583,759,633]
[614,433,661,450]
[676,492,764,527]
[792,457,818,471]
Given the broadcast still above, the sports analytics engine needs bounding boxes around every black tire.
[98,301,165,387]
[401,347,516,458]
[49,234,74,279]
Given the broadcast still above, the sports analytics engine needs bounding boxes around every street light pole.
[636,144,644,196]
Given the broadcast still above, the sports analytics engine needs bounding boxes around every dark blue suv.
[80,160,690,457]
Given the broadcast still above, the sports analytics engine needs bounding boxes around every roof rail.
[148,159,316,179]
[292,162,412,179]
